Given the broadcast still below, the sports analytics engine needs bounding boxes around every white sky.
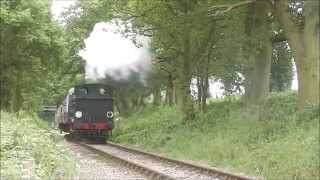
[51,0,76,22]
[292,61,298,90]
[51,0,297,98]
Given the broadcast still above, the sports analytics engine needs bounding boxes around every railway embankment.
[112,92,319,179]
[0,111,76,179]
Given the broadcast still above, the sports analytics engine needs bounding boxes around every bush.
[112,92,319,179]
[0,111,75,179]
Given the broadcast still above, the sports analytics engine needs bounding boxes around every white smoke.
[79,21,151,81]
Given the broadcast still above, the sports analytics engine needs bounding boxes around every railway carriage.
[55,83,114,142]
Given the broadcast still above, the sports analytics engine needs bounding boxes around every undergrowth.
[112,92,319,180]
[0,111,75,179]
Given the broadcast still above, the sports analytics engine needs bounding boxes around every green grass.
[0,111,76,179]
[112,92,319,179]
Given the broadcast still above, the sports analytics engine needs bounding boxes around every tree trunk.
[131,98,138,111]
[274,0,320,110]
[177,28,194,122]
[119,97,129,117]
[137,96,143,109]
[247,46,272,102]
[196,73,203,110]
[173,81,178,105]
[153,88,161,106]
[12,70,23,112]
[114,101,121,114]
[201,66,209,113]
[166,74,174,106]
[177,58,194,122]
[245,1,272,103]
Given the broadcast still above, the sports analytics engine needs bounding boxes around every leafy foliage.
[0,0,83,111]
[270,42,293,91]
[113,92,319,179]
[0,0,318,179]
[62,0,319,119]
[0,111,76,179]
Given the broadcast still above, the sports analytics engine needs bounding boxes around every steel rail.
[78,142,176,180]
[106,142,258,180]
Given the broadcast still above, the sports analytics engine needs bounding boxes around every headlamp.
[106,111,113,118]
[75,111,82,118]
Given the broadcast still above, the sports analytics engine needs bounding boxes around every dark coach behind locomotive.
[55,83,114,142]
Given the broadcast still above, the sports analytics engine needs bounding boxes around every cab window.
[99,88,106,95]
[78,87,88,95]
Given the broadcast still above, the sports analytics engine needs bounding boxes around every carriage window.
[99,88,106,95]
[78,88,88,95]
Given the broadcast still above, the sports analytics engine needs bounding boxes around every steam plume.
[79,21,151,82]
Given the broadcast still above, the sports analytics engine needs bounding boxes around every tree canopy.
[1,0,318,120]
[0,0,83,111]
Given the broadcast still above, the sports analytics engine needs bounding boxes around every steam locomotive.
[55,83,114,142]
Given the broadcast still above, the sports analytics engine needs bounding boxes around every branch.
[154,58,170,64]
[159,65,171,74]
[121,5,158,20]
[209,0,256,16]
[136,27,156,37]
[154,55,177,64]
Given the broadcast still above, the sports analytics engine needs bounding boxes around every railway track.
[77,141,257,180]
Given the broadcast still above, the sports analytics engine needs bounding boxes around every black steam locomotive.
[55,83,114,142]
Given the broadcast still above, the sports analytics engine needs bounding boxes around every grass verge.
[112,92,319,179]
[0,111,75,179]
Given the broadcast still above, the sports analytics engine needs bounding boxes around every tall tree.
[0,0,83,111]
[116,0,217,121]
[244,1,273,103]
[274,0,319,110]
[210,0,319,110]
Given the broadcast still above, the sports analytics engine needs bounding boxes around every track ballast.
[77,142,257,180]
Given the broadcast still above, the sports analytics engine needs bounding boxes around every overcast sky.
[51,0,76,22]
